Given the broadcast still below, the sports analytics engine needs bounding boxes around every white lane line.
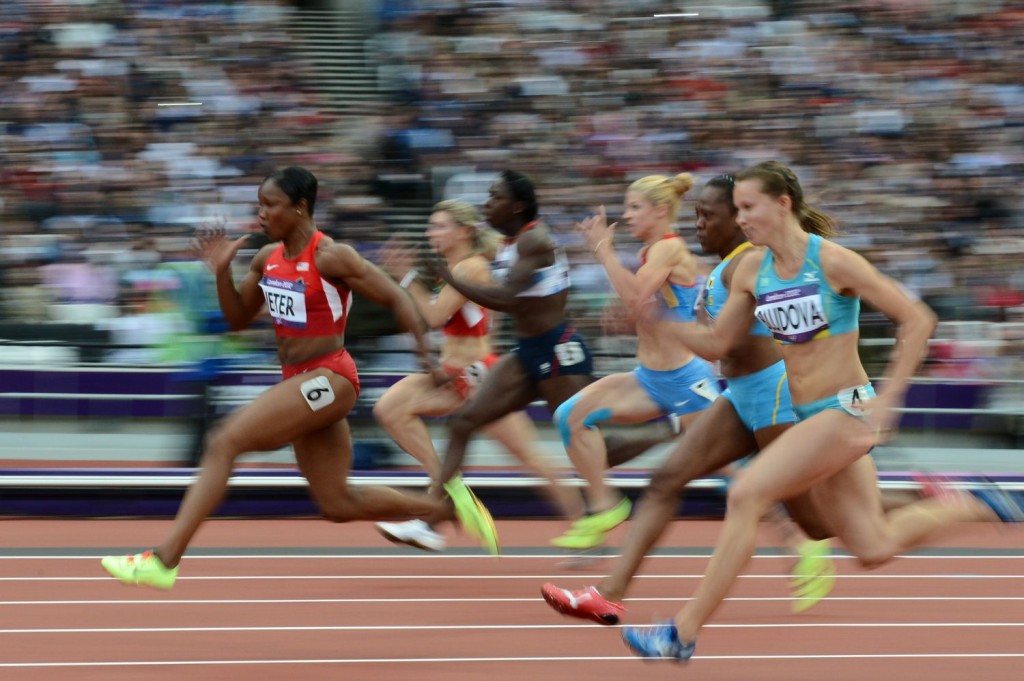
[3,622,1024,635]
[3,653,1024,668]
[5,595,1024,606]
[2,553,1023,560]
[2,574,1023,582]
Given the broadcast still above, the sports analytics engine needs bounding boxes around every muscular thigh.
[655,398,759,484]
[217,369,357,453]
[454,354,538,427]
[808,455,886,548]
[732,410,873,503]
[293,419,353,501]
[537,374,593,414]
[569,372,663,425]
[379,372,465,418]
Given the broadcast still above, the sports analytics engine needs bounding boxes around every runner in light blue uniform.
[551,172,718,552]
[542,175,835,629]
[622,160,1023,664]
[705,242,793,432]
[753,231,874,420]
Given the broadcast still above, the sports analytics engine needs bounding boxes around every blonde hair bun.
[671,173,695,198]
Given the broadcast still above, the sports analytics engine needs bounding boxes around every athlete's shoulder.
[729,247,764,293]
[251,242,279,272]
[451,253,490,277]
[516,223,555,259]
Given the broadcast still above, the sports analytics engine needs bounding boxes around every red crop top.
[444,300,489,338]
[258,231,352,338]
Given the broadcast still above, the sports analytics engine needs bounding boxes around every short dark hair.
[264,167,319,216]
[499,169,538,223]
[706,174,737,213]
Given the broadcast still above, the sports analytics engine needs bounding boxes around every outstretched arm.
[432,230,553,312]
[824,242,936,429]
[665,254,760,360]
[195,229,267,331]
[579,206,688,310]
[320,242,434,366]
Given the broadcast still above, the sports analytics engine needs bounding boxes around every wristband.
[399,269,419,289]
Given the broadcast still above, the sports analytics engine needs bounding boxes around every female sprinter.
[427,170,669,550]
[542,174,835,624]
[100,167,480,589]
[548,173,720,552]
[373,199,584,551]
[620,160,1022,661]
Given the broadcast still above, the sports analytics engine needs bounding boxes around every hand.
[421,250,451,283]
[576,205,618,256]
[861,389,902,444]
[379,237,418,279]
[191,220,249,274]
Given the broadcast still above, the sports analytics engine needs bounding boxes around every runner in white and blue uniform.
[431,170,669,534]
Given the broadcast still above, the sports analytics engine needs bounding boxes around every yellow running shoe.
[444,475,500,556]
[790,539,835,613]
[101,551,178,591]
[572,497,633,534]
[550,526,606,550]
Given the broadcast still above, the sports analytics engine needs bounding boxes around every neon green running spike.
[444,475,500,556]
[572,497,633,534]
[101,551,178,591]
[790,539,835,613]
[550,526,606,550]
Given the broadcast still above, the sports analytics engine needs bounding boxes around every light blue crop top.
[641,234,699,322]
[753,233,859,344]
[698,242,771,337]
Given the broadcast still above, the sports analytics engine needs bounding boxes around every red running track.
[0,518,1022,681]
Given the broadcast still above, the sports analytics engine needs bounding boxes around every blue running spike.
[621,620,695,662]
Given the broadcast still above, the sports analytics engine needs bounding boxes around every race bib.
[837,384,873,418]
[300,375,336,412]
[260,276,307,329]
[755,285,829,343]
[462,360,489,388]
[689,377,721,403]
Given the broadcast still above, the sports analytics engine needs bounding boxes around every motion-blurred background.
[1,1,1020,494]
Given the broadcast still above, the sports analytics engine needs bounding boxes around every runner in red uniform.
[374,200,584,551]
[100,166,468,590]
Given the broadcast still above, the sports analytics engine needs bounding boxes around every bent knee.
[726,478,774,516]
[372,400,400,428]
[647,466,692,500]
[846,542,896,569]
[203,427,247,461]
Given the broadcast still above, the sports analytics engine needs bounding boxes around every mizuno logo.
[803,271,819,282]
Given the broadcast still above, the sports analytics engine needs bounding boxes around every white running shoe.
[376,519,446,552]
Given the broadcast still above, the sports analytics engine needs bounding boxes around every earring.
[296,209,302,215]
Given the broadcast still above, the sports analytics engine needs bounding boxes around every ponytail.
[736,161,837,237]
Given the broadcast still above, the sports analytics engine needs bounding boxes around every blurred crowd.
[373,0,1024,379]
[1,0,1022,382]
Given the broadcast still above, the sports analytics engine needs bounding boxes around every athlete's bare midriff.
[275,334,345,367]
[779,332,869,404]
[636,316,697,371]
[440,334,493,368]
[512,289,570,338]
